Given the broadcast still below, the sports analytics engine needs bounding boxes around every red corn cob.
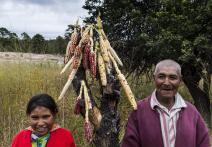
[74,96,82,115]
[69,44,76,57]
[81,34,90,46]
[72,56,80,69]
[84,121,93,142]
[89,51,96,78]
[83,44,91,70]
[74,46,82,57]
[71,31,78,46]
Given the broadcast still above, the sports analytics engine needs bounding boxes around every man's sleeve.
[196,113,210,147]
[121,110,141,147]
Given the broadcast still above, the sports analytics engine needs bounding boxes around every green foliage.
[31,34,47,53]
[83,0,212,73]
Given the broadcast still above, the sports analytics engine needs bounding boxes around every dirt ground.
[0,52,63,64]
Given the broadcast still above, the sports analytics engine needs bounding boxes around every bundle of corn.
[58,15,137,142]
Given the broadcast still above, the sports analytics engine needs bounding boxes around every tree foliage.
[83,0,212,126]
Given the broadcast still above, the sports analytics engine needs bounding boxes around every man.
[121,59,210,147]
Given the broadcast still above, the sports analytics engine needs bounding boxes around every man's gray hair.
[154,59,182,76]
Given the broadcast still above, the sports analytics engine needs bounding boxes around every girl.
[11,93,76,147]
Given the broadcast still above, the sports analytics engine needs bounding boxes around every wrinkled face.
[154,66,181,100]
[29,106,54,136]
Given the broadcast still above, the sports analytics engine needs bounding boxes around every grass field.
[0,62,211,146]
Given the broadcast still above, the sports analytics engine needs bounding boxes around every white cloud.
[0,0,88,39]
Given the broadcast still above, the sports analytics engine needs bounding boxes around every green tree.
[20,32,31,52]
[0,27,20,51]
[31,34,47,53]
[54,36,67,54]
[83,0,212,127]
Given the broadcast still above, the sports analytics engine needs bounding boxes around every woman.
[11,93,76,147]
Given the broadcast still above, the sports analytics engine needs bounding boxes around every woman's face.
[29,106,55,136]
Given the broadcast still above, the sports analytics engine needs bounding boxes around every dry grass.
[0,62,88,147]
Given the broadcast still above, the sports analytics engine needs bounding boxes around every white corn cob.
[105,40,123,66]
[82,81,92,122]
[60,56,74,75]
[58,55,82,100]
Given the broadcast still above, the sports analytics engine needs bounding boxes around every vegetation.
[0,0,212,145]
[1,62,209,147]
[0,27,67,54]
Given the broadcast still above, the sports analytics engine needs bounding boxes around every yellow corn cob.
[117,73,137,110]
[58,55,82,100]
[99,35,110,63]
[98,52,107,86]
[108,52,137,110]
[89,106,102,129]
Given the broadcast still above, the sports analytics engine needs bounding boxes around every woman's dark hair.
[26,93,58,115]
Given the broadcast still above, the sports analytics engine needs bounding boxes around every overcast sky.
[0,0,88,39]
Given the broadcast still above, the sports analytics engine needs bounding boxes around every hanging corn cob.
[82,80,93,142]
[108,52,137,110]
[64,20,79,64]
[58,54,82,100]
[105,40,123,67]
[98,52,107,86]
[89,38,96,79]
[83,43,91,70]
[74,82,84,115]
[59,15,138,144]
[60,56,74,75]
[99,34,110,63]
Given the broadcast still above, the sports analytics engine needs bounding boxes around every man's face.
[154,66,181,100]
[29,106,54,136]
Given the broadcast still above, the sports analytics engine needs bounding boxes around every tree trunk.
[182,64,211,128]
[72,66,120,147]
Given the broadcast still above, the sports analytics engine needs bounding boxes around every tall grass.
[0,62,211,146]
[0,62,87,146]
